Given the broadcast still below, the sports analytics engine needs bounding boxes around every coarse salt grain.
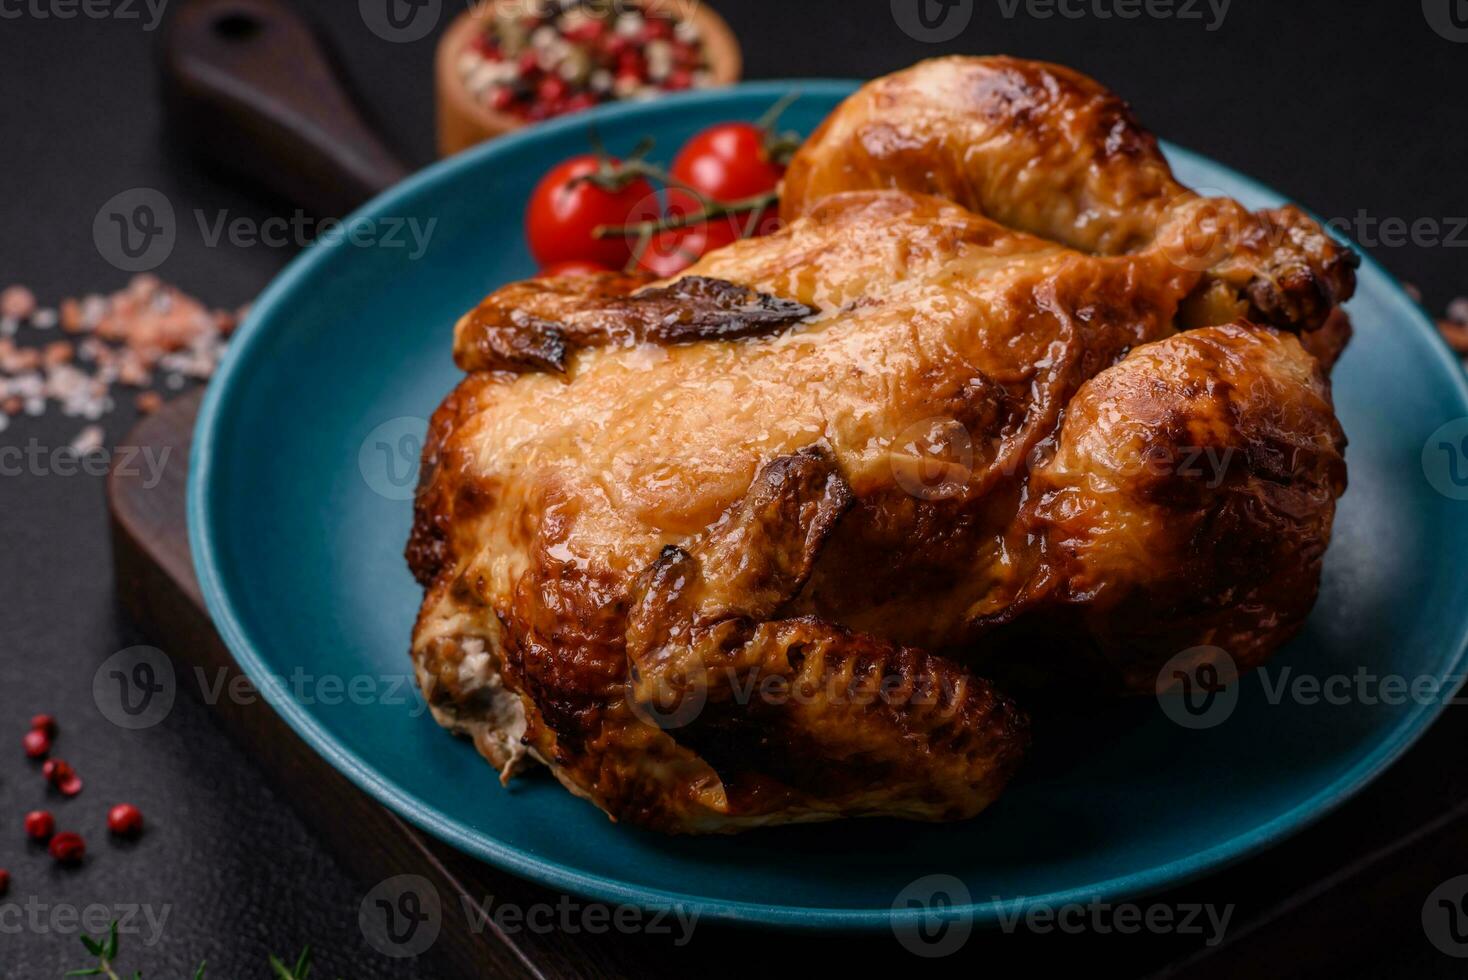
[0,276,241,430]
[80,296,105,328]
[0,286,36,320]
[69,425,104,456]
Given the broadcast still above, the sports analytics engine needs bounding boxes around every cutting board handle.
[160,0,410,216]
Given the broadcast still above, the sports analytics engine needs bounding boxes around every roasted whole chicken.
[407,56,1355,833]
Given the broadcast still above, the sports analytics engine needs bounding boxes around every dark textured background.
[0,1,1462,976]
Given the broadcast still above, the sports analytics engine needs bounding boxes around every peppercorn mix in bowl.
[436,0,742,155]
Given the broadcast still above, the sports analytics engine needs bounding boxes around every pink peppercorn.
[24,810,55,841]
[42,758,82,796]
[48,832,85,865]
[107,804,144,838]
[22,729,50,759]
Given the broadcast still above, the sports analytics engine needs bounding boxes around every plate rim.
[187,79,1468,930]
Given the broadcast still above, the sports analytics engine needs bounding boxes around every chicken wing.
[407,57,1353,832]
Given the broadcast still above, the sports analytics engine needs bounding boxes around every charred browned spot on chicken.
[456,274,815,373]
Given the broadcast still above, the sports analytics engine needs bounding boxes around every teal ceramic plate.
[189,82,1468,929]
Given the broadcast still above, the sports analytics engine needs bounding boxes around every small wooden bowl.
[436,1,743,157]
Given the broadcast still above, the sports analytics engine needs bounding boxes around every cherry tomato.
[670,122,785,236]
[653,122,786,271]
[525,155,657,268]
[537,260,613,278]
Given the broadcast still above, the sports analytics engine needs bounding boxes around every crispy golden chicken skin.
[406,57,1353,833]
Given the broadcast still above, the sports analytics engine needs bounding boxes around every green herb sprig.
[67,921,335,980]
